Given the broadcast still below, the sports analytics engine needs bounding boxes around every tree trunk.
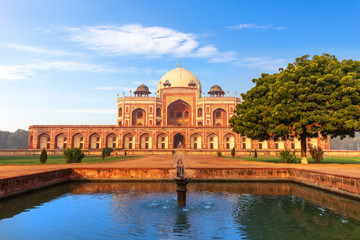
[300,134,308,164]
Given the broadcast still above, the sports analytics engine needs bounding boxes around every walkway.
[1,154,360,179]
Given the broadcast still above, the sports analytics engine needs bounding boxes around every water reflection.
[0,182,360,239]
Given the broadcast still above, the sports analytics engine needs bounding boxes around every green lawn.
[0,155,137,165]
[229,156,360,164]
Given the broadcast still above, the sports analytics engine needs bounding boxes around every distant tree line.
[330,132,360,150]
[0,129,28,149]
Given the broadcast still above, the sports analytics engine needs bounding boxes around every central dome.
[157,66,202,92]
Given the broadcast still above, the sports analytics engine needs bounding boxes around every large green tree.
[230,54,360,163]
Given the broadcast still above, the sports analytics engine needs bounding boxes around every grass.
[0,155,137,165]
[228,156,360,164]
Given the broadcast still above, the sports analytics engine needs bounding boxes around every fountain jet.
[174,156,190,206]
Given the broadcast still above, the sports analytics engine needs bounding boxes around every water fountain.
[174,156,190,206]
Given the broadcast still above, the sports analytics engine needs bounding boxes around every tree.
[39,148,47,164]
[7,129,28,149]
[63,148,85,163]
[230,54,360,164]
[102,147,113,160]
[231,147,236,157]
[0,129,28,149]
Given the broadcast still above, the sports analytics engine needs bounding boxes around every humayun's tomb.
[28,63,330,153]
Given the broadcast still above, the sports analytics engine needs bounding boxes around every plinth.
[174,177,191,206]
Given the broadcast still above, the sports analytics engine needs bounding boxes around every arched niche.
[157,133,168,149]
[213,108,227,126]
[38,133,50,149]
[224,134,235,149]
[207,133,219,149]
[72,133,84,149]
[55,133,67,149]
[156,108,161,117]
[167,100,192,126]
[140,133,152,149]
[106,133,117,148]
[190,133,202,149]
[123,133,135,149]
[89,133,101,149]
[197,108,203,117]
[132,108,146,126]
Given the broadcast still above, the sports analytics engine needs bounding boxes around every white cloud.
[52,109,116,114]
[0,61,118,81]
[227,24,285,30]
[5,44,81,57]
[236,57,289,72]
[62,24,236,63]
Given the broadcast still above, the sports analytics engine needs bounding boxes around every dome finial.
[178,58,181,68]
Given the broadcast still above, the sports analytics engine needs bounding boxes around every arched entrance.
[174,133,185,148]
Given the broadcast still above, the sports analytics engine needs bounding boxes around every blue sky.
[1,0,359,131]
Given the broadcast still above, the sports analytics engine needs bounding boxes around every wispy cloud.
[96,86,134,91]
[52,109,116,114]
[0,61,119,81]
[62,24,236,63]
[5,43,82,57]
[236,57,289,72]
[133,80,158,86]
[227,24,285,30]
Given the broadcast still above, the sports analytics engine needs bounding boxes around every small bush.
[102,147,114,160]
[254,149,258,160]
[309,145,324,163]
[278,149,300,163]
[231,147,236,157]
[39,148,47,164]
[64,148,85,163]
[217,151,222,157]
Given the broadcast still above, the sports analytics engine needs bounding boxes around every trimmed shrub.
[278,149,300,163]
[102,147,114,160]
[39,148,47,164]
[231,147,236,157]
[309,145,324,163]
[217,151,222,157]
[64,148,85,163]
[254,149,258,160]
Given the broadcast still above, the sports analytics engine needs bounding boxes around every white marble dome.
[157,66,202,92]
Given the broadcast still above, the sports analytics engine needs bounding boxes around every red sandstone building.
[28,64,329,153]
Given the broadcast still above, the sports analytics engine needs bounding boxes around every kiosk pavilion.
[28,63,329,153]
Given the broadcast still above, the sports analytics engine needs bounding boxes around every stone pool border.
[1,167,360,200]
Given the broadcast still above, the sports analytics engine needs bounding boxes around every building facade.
[28,64,330,152]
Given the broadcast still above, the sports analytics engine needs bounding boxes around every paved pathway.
[1,154,360,179]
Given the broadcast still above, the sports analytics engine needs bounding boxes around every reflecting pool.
[1,182,360,239]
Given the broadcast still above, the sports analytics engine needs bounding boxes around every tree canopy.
[229,53,360,163]
[0,129,28,149]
